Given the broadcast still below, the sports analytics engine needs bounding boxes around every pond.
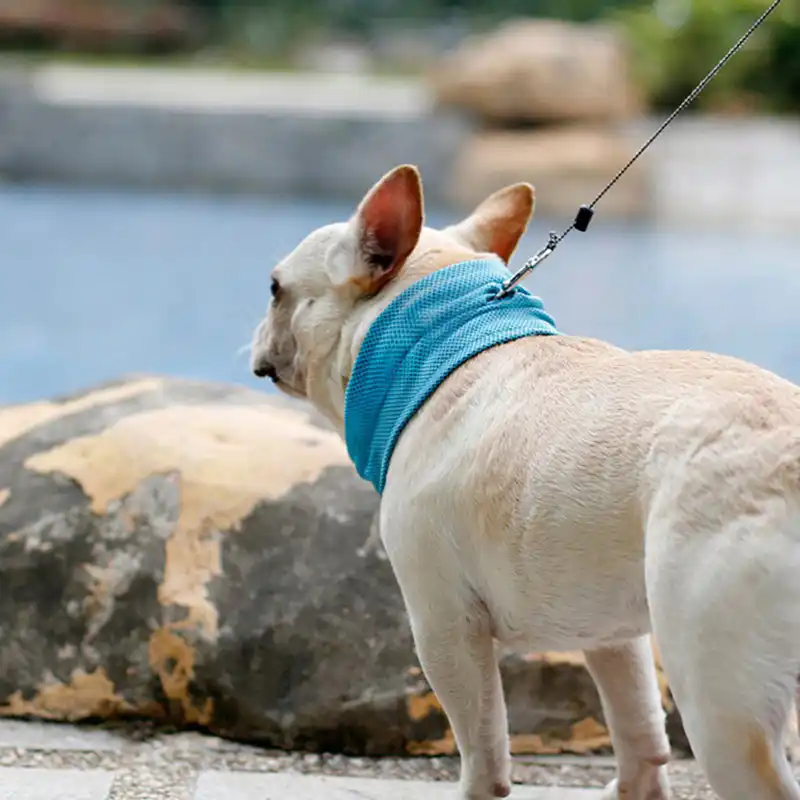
[2,183,799,406]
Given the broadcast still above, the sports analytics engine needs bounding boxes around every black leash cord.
[497,0,784,298]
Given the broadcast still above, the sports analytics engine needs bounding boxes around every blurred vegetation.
[183,0,800,112]
[614,0,800,112]
[3,0,798,113]
[185,1,646,52]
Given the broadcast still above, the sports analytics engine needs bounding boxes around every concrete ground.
[2,719,791,800]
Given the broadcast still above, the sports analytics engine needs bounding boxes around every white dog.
[251,165,800,800]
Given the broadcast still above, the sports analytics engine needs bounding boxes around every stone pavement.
[0,718,603,800]
[0,718,793,800]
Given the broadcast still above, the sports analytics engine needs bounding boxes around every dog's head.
[250,164,535,427]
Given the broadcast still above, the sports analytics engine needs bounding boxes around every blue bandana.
[343,257,560,494]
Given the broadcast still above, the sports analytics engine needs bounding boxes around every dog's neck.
[308,242,481,434]
[340,256,560,493]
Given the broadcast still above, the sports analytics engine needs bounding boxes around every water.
[2,183,799,406]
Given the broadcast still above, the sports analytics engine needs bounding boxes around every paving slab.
[194,771,605,800]
[0,767,115,800]
[4,718,777,800]
[0,720,126,752]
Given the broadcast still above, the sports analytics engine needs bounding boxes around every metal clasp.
[494,232,559,300]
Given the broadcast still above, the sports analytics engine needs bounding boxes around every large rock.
[0,376,689,755]
[449,127,650,220]
[0,0,198,52]
[429,20,641,124]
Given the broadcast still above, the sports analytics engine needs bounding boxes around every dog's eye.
[270,278,280,300]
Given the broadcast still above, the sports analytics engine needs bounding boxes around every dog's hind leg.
[584,637,671,800]
[645,510,800,800]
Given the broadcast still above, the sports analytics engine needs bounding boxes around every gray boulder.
[0,376,689,755]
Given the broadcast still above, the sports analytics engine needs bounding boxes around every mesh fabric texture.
[343,257,561,495]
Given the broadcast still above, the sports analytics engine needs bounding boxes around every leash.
[496,0,784,299]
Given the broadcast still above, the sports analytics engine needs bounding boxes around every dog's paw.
[600,772,670,800]
[460,777,512,800]
[462,786,510,800]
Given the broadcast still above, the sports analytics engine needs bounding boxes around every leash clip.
[495,232,558,300]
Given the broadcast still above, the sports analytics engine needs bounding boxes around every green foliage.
[613,0,800,113]
[182,0,649,36]
[178,0,652,66]
[20,0,799,115]
[181,0,799,113]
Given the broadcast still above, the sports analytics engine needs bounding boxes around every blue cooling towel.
[343,257,560,494]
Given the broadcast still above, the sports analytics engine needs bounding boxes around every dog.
[250,164,800,800]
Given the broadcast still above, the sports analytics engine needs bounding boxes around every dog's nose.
[253,359,277,381]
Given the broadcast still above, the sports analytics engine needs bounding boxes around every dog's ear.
[444,183,535,263]
[327,164,424,294]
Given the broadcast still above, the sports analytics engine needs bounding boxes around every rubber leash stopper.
[574,205,594,232]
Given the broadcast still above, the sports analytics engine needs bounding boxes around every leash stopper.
[574,205,594,232]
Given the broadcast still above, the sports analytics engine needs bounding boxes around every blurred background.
[2,0,800,405]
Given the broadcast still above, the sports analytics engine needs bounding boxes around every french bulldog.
[251,164,800,800]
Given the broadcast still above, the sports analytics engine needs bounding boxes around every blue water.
[2,183,799,406]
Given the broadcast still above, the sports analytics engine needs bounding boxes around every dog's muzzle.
[252,357,278,381]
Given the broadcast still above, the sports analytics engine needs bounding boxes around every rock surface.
[449,127,649,219]
[0,0,198,51]
[429,20,641,124]
[0,376,688,755]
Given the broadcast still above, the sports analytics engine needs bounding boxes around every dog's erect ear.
[328,164,424,294]
[327,164,424,294]
[444,183,535,263]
